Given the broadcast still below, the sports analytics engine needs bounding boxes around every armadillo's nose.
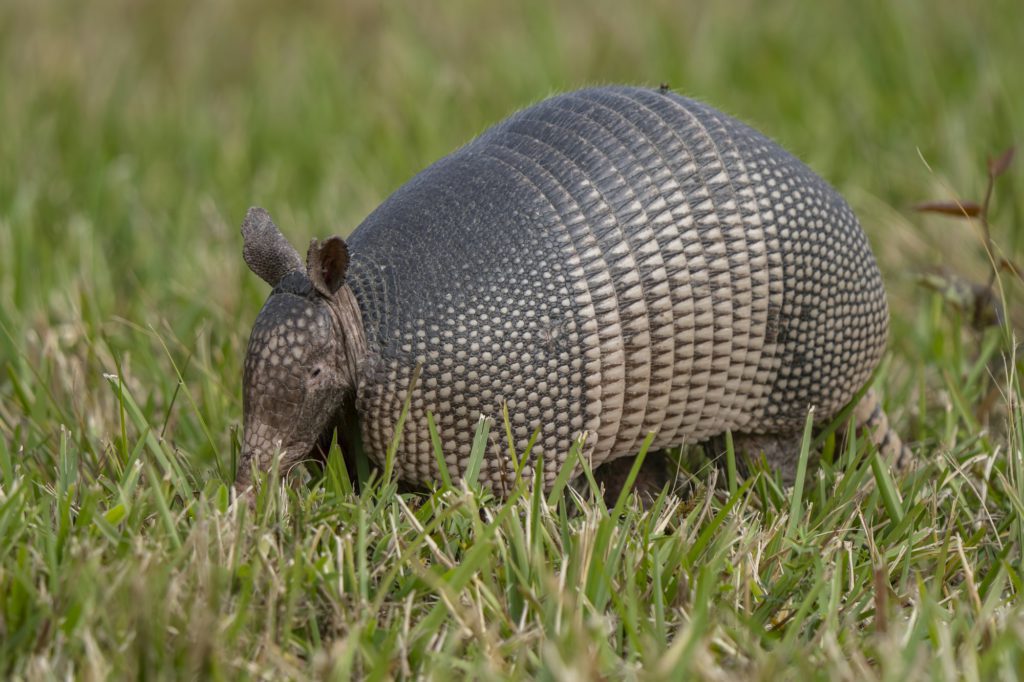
[235,423,292,495]
[235,428,277,493]
[233,455,260,508]
[234,444,257,495]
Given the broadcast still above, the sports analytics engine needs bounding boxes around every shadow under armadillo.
[282,389,910,510]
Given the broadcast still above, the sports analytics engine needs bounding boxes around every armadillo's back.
[345,86,888,491]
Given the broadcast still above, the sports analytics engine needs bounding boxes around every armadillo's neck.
[326,284,367,394]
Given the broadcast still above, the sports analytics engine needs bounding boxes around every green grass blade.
[785,408,816,541]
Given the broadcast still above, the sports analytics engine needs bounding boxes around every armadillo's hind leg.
[702,390,912,486]
[704,432,812,487]
[851,388,913,470]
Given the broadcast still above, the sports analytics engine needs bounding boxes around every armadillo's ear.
[241,207,304,287]
[307,236,349,297]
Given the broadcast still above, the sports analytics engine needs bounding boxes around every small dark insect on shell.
[658,83,671,94]
[539,317,571,351]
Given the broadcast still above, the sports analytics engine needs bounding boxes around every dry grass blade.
[912,200,983,218]
[999,257,1024,284]
[988,146,1016,178]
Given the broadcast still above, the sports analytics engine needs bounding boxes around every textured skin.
[330,85,890,493]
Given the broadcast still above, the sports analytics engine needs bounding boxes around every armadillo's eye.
[310,367,322,378]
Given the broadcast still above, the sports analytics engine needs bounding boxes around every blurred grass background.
[2,0,1023,677]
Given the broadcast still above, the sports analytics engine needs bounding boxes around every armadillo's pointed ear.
[241,207,304,287]
[307,236,350,297]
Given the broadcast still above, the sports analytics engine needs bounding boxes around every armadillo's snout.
[234,424,285,492]
[235,408,327,492]
[236,354,321,491]
[237,301,306,492]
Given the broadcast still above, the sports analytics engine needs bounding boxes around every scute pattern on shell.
[344,86,888,491]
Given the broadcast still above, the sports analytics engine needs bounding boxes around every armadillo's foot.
[703,432,814,487]
[571,450,689,509]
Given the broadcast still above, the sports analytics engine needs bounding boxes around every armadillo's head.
[236,207,364,493]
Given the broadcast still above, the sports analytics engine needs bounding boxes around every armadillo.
[236,85,909,495]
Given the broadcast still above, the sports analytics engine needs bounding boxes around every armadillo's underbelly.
[346,86,889,492]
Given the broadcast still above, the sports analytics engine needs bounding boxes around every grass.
[2,0,1024,678]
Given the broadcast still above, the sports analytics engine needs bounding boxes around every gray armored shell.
[344,85,888,492]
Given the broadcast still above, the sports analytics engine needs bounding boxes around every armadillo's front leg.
[572,451,688,509]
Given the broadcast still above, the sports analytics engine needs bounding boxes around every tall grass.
[1,0,1023,677]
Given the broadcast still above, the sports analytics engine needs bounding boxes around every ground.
[1,0,1024,678]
